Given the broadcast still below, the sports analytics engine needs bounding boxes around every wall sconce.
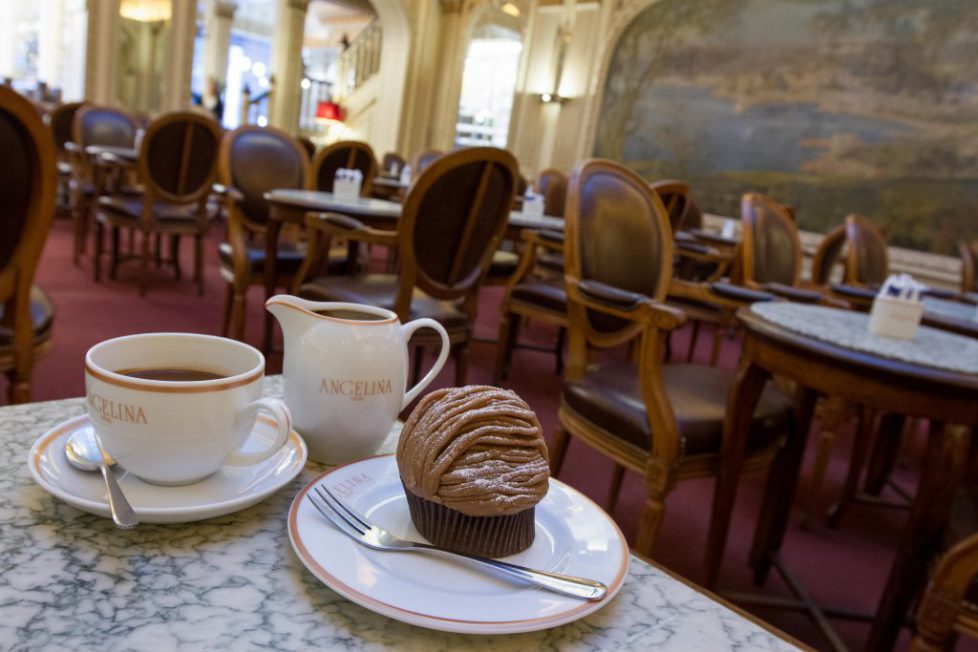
[536,24,572,104]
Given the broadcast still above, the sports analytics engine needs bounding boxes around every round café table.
[704,302,978,651]
[261,189,564,352]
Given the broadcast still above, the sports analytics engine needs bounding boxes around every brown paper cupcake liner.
[403,483,535,558]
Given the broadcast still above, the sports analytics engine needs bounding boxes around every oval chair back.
[844,214,888,286]
[740,193,802,287]
[48,101,87,154]
[219,125,309,230]
[139,111,222,208]
[649,179,692,234]
[72,105,138,149]
[312,140,377,196]
[411,147,443,175]
[536,168,568,218]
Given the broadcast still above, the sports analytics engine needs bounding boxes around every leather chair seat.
[510,280,567,314]
[538,251,564,273]
[489,249,520,279]
[298,273,467,330]
[97,195,200,223]
[0,286,55,354]
[217,242,305,275]
[562,362,790,456]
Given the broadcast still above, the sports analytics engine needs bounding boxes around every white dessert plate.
[288,454,629,634]
[28,413,307,523]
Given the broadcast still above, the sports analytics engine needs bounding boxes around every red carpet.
[6,217,955,651]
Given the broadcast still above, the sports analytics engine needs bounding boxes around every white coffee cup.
[84,333,292,486]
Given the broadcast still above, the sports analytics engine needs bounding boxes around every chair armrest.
[922,287,958,300]
[710,282,777,304]
[830,283,877,301]
[688,228,740,249]
[675,240,711,255]
[304,211,398,247]
[569,279,686,331]
[521,228,564,252]
[761,282,824,304]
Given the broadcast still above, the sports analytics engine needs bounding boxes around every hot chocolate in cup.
[84,333,292,486]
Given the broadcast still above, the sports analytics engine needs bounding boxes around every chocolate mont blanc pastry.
[396,385,549,557]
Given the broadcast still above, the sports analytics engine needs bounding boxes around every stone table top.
[0,376,801,651]
[923,296,978,323]
[752,302,978,375]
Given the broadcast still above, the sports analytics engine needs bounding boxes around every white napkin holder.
[333,168,363,202]
[868,274,926,340]
[523,190,545,217]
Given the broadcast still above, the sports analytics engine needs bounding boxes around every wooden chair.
[381,152,406,174]
[94,111,221,296]
[0,87,57,404]
[810,223,847,286]
[296,147,519,386]
[651,179,693,233]
[411,148,443,175]
[297,136,316,160]
[550,159,793,554]
[313,140,377,196]
[535,168,568,218]
[69,105,138,264]
[218,125,312,340]
[47,101,87,215]
[960,239,977,294]
[827,214,890,310]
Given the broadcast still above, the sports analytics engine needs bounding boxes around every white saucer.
[288,455,629,634]
[28,413,307,523]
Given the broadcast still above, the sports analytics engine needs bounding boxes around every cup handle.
[400,318,451,408]
[225,397,293,466]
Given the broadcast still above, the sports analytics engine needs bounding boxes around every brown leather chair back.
[48,101,86,153]
[845,214,888,286]
[139,111,221,205]
[411,148,443,175]
[536,168,568,218]
[960,239,978,293]
[219,125,309,229]
[0,86,56,314]
[397,147,518,305]
[810,224,846,286]
[312,140,377,196]
[297,136,316,160]
[565,159,673,334]
[740,193,802,287]
[649,179,692,233]
[382,152,405,172]
[72,105,137,148]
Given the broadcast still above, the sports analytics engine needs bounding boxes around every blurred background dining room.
[2,0,978,650]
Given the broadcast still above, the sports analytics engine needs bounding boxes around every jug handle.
[400,318,451,407]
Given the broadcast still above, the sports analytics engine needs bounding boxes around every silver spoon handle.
[100,465,138,529]
[413,543,607,601]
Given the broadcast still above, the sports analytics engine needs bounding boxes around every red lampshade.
[316,101,343,122]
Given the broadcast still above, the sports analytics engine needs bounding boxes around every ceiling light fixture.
[120,0,172,23]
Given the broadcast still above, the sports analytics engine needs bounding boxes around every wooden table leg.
[262,218,283,354]
[826,406,878,528]
[866,421,971,652]
[704,353,771,589]
[749,385,819,585]
[863,413,907,496]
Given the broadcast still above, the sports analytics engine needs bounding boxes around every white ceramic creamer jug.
[266,295,450,464]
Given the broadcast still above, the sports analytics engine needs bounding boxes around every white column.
[85,0,122,104]
[0,2,24,82]
[61,0,89,100]
[161,0,200,111]
[204,0,237,84]
[38,0,67,90]
[269,0,310,133]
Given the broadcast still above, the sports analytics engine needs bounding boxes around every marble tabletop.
[0,376,801,651]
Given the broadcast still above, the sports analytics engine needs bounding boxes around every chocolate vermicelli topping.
[396,386,549,517]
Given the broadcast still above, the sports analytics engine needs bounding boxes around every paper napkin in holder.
[868,274,926,340]
[523,190,545,217]
[333,168,363,202]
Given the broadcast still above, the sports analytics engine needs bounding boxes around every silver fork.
[307,484,608,601]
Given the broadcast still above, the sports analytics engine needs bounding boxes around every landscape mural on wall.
[595,0,978,254]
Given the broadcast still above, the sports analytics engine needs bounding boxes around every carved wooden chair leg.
[686,320,701,362]
[231,289,247,341]
[139,230,151,297]
[635,484,668,557]
[93,221,104,282]
[220,283,233,337]
[493,312,519,385]
[827,406,877,528]
[172,235,182,279]
[554,327,565,375]
[194,233,205,296]
[454,342,469,386]
[154,232,163,268]
[6,369,31,404]
[109,226,120,280]
[607,464,626,512]
[549,426,570,476]
[863,413,908,496]
[709,324,724,366]
[72,204,86,265]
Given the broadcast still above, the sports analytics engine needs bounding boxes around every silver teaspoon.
[65,429,139,529]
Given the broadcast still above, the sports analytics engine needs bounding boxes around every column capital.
[440,0,465,14]
[286,0,310,11]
